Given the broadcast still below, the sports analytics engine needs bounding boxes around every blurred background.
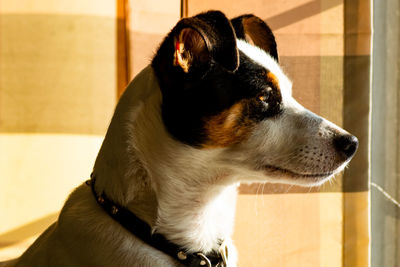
[0,0,398,266]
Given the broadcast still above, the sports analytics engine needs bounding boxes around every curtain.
[371,0,400,266]
[0,1,371,266]
[0,0,118,258]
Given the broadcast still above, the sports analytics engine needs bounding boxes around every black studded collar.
[87,176,228,267]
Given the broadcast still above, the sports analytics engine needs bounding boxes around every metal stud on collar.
[177,251,187,260]
[111,206,119,215]
[97,196,105,204]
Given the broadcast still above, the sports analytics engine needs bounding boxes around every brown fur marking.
[203,101,255,148]
[266,72,280,90]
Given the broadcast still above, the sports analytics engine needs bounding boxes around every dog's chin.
[261,165,338,187]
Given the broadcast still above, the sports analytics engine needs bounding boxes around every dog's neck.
[93,67,238,253]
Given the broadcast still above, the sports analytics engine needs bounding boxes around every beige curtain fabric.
[371,0,400,266]
[0,0,118,259]
[0,0,371,266]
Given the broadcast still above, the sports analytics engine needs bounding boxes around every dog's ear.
[173,27,210,73]
[231,15,278,62]
[153,11,239,78]
[175,11,239,72]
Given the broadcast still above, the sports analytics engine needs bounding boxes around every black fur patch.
[152,11,283,147]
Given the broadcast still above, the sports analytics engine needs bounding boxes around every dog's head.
[151,11,358,186]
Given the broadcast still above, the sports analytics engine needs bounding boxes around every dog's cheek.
[202,101,257,148]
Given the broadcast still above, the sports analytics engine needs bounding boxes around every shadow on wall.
[0,213,58,248]
[258,0,341,30]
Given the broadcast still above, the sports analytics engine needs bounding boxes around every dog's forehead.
[236,39,292,98]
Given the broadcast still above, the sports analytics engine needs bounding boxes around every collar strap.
[86,176,227,267]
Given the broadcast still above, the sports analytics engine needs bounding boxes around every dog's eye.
[258,95,268,101]
[258,87,272,102]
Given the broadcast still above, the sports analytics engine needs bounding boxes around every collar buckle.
[197,252,212,267]
[218,240,229,266]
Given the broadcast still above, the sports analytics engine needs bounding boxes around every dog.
[2,11,358,267]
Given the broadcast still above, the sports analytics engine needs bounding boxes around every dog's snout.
[334,134,358,159]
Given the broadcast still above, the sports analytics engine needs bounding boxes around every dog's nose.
[334,134,359,159]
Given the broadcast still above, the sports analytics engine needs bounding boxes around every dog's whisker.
[254,183,263,216]
[261,182,266,207]
[285,183,294,194]
[307,185,314,193]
